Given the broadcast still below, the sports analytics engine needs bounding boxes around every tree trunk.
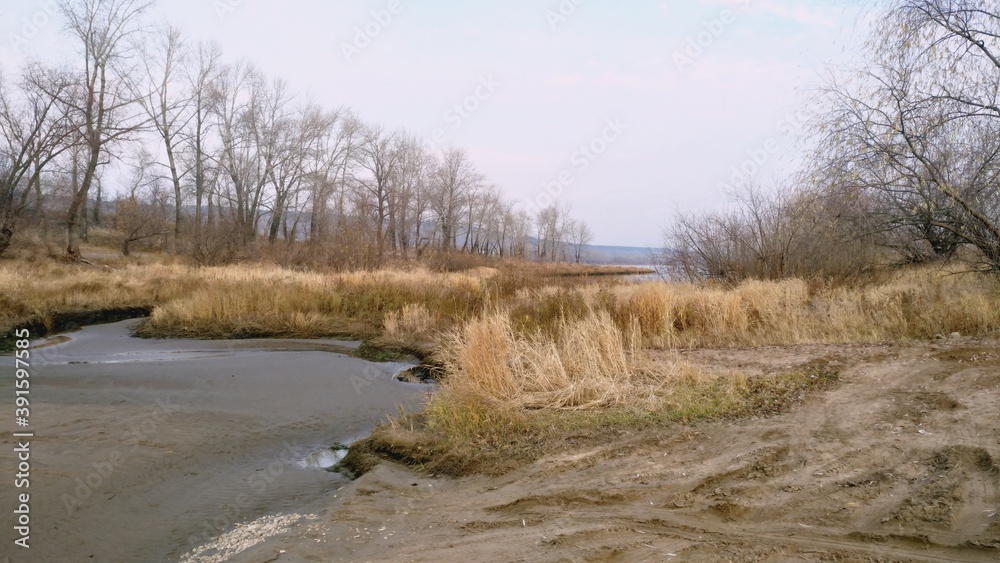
[376,205,386,259]
[32,161,46,239]
[441,224,452,251]
[0,225,13,256]
[65,194,84,258]
[92,179,102,227]
[206,188,215,229]
[167,142,182,240]
[67,148,101,257]
[268,195,285,244]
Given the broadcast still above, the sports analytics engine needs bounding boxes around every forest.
[0,0,594,267]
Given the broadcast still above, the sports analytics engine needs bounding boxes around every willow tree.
[813,0,1000,270]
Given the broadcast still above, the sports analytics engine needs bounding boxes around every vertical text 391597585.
[13,328,33,549]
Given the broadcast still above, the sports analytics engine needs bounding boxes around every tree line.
[664,0,1000,281]
[0,0,593,266]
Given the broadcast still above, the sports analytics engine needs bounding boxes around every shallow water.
[0,320,428,562]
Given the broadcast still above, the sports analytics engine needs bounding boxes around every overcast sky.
[1,0,875,247]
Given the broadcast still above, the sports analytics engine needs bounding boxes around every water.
[0,320,428,562]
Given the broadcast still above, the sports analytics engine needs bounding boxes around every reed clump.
[415,306,838,463]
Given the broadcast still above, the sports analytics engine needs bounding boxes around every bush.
[662,182,881,284]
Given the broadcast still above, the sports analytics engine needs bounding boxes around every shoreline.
[3,310,439,375]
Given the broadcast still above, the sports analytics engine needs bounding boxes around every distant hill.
[584,245,663,266]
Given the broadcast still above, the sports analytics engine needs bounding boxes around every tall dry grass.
[141,266,488,339]
[383,303,439,340]
[0,260,489,340]
[436,310,652,411]
[0,262,200,334]
[4,257,998,350]
[423,306,838,442]
[598,269,1000,348]
[419,265,999,440]
[9,255,995,477]
[5,258,998,351]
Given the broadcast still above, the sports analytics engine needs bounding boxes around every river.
[0,320,428,562]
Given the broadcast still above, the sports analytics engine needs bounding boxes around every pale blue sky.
[1,0,874,246]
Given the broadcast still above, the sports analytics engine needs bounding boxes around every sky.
[0,0,876,247]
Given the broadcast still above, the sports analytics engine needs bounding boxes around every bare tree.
[131,24,192,246]
[409,147,437,255]
[472,185,506,255]
[431,148,480,251]
[535,202,571,262]
[306,108,359,244]
[663,181,878,283]
[354,124,401,259]
[813,0,1000,271]
[266,102,328,244]
[0,67,75,255]
[211,62,289,244]
[56,0,153,257]
[186,41,222,232]
[5,0,603,267]
[390,133,431,256]
[567,219,593,264]
[505,206,532,259]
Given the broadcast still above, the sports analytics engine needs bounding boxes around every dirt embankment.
[222,337,999,562]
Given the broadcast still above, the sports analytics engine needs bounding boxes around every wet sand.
[0,320,428,562]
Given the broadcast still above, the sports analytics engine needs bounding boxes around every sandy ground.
[225,336,999,562]
[0,321,429,562]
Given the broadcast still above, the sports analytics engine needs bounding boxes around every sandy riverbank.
[215,336,999,562]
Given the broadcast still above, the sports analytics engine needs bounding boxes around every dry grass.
[426,308,769,438]
[141,266,488,339]
[5,256,998,351]
[403,265,998,459]
[357,306,839,477]
[435,311,644,411]
[383,303,439,340]
[598,269,1000,348]
[0,260,489,342]
[0,261,200,335]
[7,254,994,476]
